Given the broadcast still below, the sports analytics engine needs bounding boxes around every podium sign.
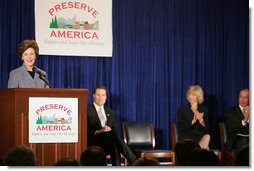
[29,97,78,143]
[0,88,88,166]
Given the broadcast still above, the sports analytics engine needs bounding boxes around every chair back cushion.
[170,122,178,149]
[123,122,154,149]
[219,122,228,149]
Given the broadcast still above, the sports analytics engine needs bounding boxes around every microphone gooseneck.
[32,66,52,88]
[32,66,46,77]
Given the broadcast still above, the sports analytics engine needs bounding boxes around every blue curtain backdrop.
[0,0,249,150]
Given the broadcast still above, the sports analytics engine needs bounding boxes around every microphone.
[32,66,46,77]
[32,66,51,88]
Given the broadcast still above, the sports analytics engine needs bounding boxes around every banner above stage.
[35,0,112,57]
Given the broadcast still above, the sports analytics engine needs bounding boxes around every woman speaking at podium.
[7,40,51,88]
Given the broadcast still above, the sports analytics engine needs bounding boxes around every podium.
[0,88,89,166]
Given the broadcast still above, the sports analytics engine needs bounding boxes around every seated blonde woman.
[177,85,210,149]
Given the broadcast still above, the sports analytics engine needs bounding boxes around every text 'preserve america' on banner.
[35,0,112,57]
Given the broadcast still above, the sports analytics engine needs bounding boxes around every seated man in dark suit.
[87,86,137,166]
[225,88,249,150]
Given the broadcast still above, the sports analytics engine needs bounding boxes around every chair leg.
[106,154,126,166]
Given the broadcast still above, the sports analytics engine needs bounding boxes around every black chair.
[170,122,178,150]
[122,122,175,165]
[219,122,228,151]
[171,122,221,159]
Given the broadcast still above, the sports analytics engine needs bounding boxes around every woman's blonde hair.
[186,85,204,104]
